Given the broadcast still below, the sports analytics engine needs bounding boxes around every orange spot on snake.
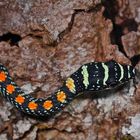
[0,71,6,82]
[57,91,66,103]
[6,84,15,94]
[66,78,76,93]
[43,100,53,110]
[28,102,38,110]
[15,95,25,104]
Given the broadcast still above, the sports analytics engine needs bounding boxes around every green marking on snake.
[102,63,109,85]
[127,66,130,78]
[81,65,89,89]
[118,63,124,81]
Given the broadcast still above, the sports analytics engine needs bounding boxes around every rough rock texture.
[0,0,140,140]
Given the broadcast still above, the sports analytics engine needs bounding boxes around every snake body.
[0,60,136,117]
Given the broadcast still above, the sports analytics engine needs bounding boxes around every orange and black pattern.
[0,60,136,117]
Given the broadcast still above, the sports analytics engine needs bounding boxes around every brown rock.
[0,0,140,140]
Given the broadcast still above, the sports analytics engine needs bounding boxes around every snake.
[0,60,136,118]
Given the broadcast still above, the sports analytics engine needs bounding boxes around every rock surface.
[0,0,140,140]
